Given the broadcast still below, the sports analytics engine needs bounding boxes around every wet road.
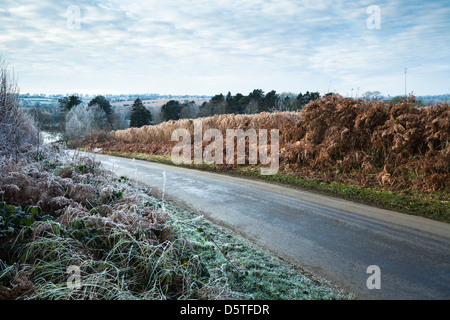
[85,152,450,300]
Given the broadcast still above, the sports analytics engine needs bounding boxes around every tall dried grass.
[110,112,301,144]
[92,95,450,192]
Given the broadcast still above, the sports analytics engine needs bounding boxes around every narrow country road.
[82,152,450,300]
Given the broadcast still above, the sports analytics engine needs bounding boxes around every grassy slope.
[95,151,450,223]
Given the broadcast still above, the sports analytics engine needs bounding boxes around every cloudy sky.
[1,0,449,97]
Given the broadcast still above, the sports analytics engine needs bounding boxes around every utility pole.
[404,67,407,97]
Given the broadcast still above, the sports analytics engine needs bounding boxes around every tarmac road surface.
[82,152,450,300]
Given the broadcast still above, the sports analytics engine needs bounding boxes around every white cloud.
[0,0,449,96]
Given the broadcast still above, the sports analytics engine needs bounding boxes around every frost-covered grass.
[0,147,348,300]
[165,202,350,300]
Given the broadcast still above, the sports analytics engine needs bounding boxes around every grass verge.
[154,199,351,300]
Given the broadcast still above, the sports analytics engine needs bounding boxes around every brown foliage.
[0,272,34,300]
[89,95,450,192]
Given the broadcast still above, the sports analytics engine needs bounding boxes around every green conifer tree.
[129,98,152,127]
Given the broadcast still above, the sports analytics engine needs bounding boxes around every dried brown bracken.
[87,95,449,193]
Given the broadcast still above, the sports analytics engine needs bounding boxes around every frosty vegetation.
[0,58,208,299]
[65,104,107,142]
[1,58,345,300]
[0,58,39,157]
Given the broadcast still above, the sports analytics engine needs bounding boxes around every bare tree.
[65,103,107,144]
[0,57,39,157]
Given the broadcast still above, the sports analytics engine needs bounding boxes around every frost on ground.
[0,146,348,300]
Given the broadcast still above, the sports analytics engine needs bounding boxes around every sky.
[0,0,449,97]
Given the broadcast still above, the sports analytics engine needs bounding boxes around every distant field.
[111,98,210,108]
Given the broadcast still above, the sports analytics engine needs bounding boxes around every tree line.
[31,88,416,143]
[159,89,322,122]
[24,89,324,143]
